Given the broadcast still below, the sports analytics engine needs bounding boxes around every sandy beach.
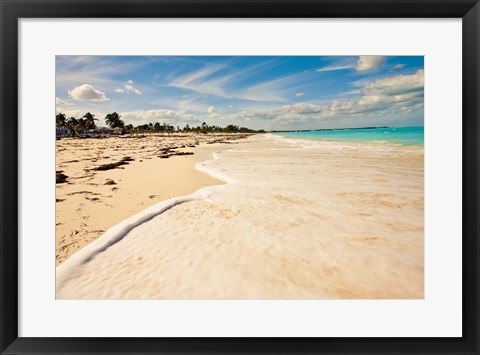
[56,133,251,265]
[56,134,424,299]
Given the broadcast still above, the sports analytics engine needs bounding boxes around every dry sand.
[55,133,251,265]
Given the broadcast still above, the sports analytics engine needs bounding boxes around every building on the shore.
[84,127,125,137]
[56,127,71,137]
[92,127,113,136]
[112,127,125,135]
[56,126,125,137]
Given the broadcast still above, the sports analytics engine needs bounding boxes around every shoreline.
[274,126,424,147]
[55,133,253,266]
[267,133,425,151]
[274,134,425,148]
[56,145,234,288]
[57,134,424,299]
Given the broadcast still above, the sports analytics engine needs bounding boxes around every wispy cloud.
[316,56,385,73]
[316,63,356,72]
[56,97,70,106]
[56,56,147,92]
[168,64,227,96]
[165,58,294,102]
[392,63,406,70]
[239,74,303,102]
[91,69,424,131]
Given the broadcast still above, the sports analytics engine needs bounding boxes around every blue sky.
[56,56,424,130]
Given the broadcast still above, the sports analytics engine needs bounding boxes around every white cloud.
[355,70,424,110]
[218,70,424,130]
[124,84,142,95]
[55,108,83,117]
[356,56,385,71]
[56,97,70,106]
[329,100,355,113]
[116,80,142,95]
[101,70,423,131]
[392,63,406,70]
[221,110,277,123]
[60,65,423,131]
[55,107,108,121]
[121,109,197,126]
[282,103,324,114]
[363,69,424,96]
[207,106,221,119]
[68,84,109,101]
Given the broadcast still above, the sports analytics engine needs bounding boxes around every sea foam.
[56,150,233,289]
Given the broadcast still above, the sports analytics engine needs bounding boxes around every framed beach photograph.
[54,54,425,300]
[1,0,479,354]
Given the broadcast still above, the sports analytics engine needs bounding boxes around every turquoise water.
[277,126,424,146]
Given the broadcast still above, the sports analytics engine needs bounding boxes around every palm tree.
[56,113,67,128]
[105,112,124,128]
[83,112,98,130]
[76,118,86,134]
[66,117,78,136]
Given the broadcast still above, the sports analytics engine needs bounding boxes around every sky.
[56,56,424,130]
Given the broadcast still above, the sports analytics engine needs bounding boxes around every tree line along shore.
[56,112,266,137]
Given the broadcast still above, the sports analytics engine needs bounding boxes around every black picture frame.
[1,0,479,354]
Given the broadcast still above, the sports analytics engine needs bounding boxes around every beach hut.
[91,127,113,137]
[56,127,71,137]
[113,127,125,135]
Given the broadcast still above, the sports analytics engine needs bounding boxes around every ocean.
[277,126,424,146]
